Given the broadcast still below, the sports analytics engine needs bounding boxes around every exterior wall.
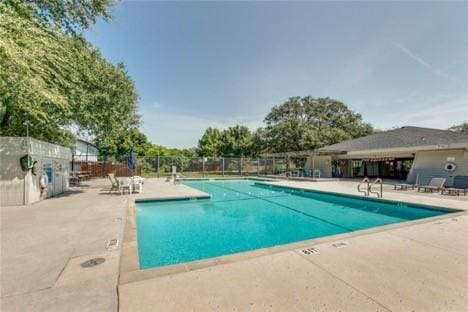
[74,140,98,162]
[407,149,468,186]
[0,138,29,206]
[0,137,72,206]
[305,155,332,178]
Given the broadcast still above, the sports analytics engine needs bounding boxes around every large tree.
[219,125,255,157]
[6,0,113,34]
[264,97,373,152]
[197,127,222,157]
[0,1,139,150]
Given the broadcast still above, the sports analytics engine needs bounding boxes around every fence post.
[272,158,275,175]
[222,157,225,177]
[257,157,259,176]
[240,157,243,176]
[157,156,160,178]
[202,157,205,177]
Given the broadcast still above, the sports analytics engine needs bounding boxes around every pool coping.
[118,180,467,286]
[253,181,460,212]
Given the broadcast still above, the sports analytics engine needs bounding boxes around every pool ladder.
[357,177,383,198]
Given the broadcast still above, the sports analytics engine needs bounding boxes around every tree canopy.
[0,1,139,150]
[263,97,373,153]
[6,0,113,34]
[197,125,257,157]
[197,127,222,157]
[196,97,373,157]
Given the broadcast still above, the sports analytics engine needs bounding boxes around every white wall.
[0,137,72,206]
[407,149,468,186]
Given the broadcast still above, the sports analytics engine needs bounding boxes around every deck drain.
[81,257,105,268]
[107,239,120,250]
[300,247,319,256]
[332,241,350,248]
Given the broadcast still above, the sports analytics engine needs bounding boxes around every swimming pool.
[136,179,452,269]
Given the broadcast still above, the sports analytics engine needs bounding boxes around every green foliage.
[196,97,373,157]
[6,0,113,34]
[263,97,373,152]
[449,122,468,134]
[219,125,254,157]
[197,125,256,157]
[197,127,222,156]
[0,2,139,149]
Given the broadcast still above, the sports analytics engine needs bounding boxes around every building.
[308,126,468,185]
[0,137,72,206]
[74,138,99,162]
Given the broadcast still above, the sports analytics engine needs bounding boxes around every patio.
[1,178,467,311]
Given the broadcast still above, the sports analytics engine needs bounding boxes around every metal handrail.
[357,177,370,196]
[369,178,383,198]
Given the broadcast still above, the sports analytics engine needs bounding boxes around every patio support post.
[272,158,275,175]
[312,155,315,177]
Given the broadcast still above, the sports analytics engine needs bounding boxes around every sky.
[85,1,468,148]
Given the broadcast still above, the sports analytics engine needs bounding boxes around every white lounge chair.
[417,177,446,193]
[119,178,133,195]
[131,176,143,193]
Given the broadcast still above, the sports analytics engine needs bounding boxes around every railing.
[357,177,383,198]
[70,156,298,178]
[357,177,370,196]
[369,178,383,198]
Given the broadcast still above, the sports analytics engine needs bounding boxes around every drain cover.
[107,239,120,250]
[300,247,319,256]
[81,257,106,268]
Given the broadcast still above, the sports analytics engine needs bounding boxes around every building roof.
[318,126,468,153]
[75,138,98,149]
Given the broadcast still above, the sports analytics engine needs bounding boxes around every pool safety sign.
[44,163,53,184]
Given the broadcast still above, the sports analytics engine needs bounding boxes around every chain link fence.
[138,156,289,178]
[71,155,311,179]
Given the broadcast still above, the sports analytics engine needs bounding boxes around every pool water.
[136,179,450,269]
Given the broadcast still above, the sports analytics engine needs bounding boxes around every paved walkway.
[1,180,129,311]
[119,179,468,311]
[2,178,467,311]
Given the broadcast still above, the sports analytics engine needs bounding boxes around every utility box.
[0,137,72,206]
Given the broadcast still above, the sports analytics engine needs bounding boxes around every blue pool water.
[136,179,451,269]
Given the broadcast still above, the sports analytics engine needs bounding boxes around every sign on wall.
[43,163,53,184]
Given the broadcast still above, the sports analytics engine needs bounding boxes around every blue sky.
[86,1,468,148]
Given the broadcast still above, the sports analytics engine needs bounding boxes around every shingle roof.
[319,126,468,153]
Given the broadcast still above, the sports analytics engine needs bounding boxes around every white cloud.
[393,42,465,89]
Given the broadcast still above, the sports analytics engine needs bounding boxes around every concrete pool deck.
[2,178,467,311]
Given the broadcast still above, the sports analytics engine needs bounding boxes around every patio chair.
[107,173,119,193]
[119,178,133,195]
[394,182,417,191]
[131,176,143,193]
[312,169,321,179]
[441,175,468,196]
[417,177,446,193]
[394,175,419,191]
